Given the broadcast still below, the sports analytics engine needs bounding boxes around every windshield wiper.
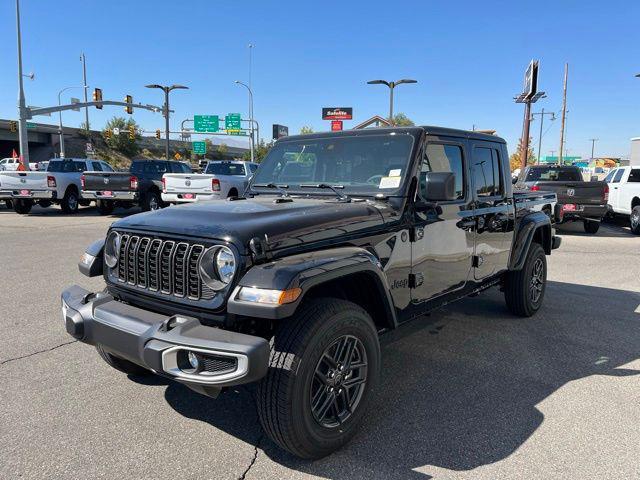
[300,183,350,202]
[252,183,290,197]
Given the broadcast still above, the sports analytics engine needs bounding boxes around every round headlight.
[104,231,120,268]
[215,247,236,284]
[199,245,237,290]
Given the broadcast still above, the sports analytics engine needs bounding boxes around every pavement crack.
[238,433,263,480]
[0,339,78,366]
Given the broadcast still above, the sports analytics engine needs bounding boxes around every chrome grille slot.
[112,233,212,302]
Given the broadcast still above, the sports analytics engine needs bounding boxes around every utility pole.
[531,108,555,164]
[558,63,569,165]
[520,102,533,168]
[589,138,598,160]
[15,0,30,167]
[81,53,90,136]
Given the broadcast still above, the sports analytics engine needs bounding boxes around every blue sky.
[1,0,638,158]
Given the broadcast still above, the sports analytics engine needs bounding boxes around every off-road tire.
[142,190,161,212]
[96,345,150,376]
[60,188,79,214]
[583,220,600,234]
[13,199,33,214]
[257,298,381,459]
[504,242,546,317]
[96,200,115,215]
[630,206,640,235]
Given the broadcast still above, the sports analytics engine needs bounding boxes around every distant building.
[631,137,640,166]
[353,116,392,129]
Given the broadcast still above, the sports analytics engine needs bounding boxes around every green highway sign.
[194,115,219,133]
[26,122,36,129]
[225,113,242,130]
[228,130,248,136]
[192,141,206,155]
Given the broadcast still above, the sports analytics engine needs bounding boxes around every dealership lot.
[1,205,640,480]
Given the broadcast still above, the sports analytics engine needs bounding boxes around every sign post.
[514,60,545,169]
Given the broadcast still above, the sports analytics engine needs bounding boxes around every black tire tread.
[630,206,640,235]
[504,242,545,317]
[256,298,373,459]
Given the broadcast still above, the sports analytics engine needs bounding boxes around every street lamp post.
[531,108,555,164]
[80,53,90,135]
[366,78,417,124]
[235,80,254,162]
[15,0,30,167]
[57,86,84,158]
[145,84,189,161]
[589,138,598,160]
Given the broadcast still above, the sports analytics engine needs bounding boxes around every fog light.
[188,351,200,370]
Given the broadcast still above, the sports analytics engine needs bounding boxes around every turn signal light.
[129,175,138,190]
[236,287,302,305]
[212,178,221,192]
[47,175,56,188]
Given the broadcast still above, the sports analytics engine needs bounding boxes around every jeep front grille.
[115,234,214,300]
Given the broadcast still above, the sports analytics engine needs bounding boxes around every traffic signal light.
[105,129,112,139]
[9,121,17,133]
[128,125,135,140]
[93,88,103,109]
[155,129,161,139]
[124,95,133,114]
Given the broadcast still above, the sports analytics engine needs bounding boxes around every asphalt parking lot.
[1,204,640,480]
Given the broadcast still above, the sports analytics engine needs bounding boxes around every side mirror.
[422,172,457,202]
[512,176,518,185]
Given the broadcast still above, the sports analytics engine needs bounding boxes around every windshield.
[251,134,414,196]
[525,167,582,182]
[206,162,246,176]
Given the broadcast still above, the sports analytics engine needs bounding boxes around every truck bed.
[0,171,49,199]
[82,171,132,192]
[530,180,607,206]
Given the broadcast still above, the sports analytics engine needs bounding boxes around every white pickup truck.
[604,166,640,234]
[161,160,258,204]
[0,157,113,214]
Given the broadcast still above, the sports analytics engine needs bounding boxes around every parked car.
[0,157,20,171]
[63,127,561,458]
[604,166,640,234]
[81,159,192,215]
[161,160,258,204]
[516,165,609,234]
[0,158,111,214]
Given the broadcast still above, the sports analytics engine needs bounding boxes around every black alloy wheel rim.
[310,334,368,428]
[530,257,544,303]
[149,196,159,210]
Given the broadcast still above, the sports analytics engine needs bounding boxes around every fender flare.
[227,246,398,326]
[509,212,552,270]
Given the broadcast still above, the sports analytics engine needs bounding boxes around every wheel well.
[304,272,395,332]
[65,184,78,196]
[228,187,238,197]
[532,224,551,254]
[632,197,640,209]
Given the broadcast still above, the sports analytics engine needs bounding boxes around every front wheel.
[142,191,161,212]
[583,220,600,234]
[13,199,33,214]
[630,206,640,235]
[257,298,380,459]
[504,243,547,317]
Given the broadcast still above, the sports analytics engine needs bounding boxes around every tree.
[300,125,314,134]
[392,113,414,126]
[217,143,228,158]
[243,139,273,163]
[509,136,536,172]
[103,117,139,156]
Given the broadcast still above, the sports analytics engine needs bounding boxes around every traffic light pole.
[25,100,169,118]
[164,89,170,161]
[15,0,30,167]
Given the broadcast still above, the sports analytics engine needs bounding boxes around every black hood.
[112,196,394,254]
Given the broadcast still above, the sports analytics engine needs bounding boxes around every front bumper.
[161,192,221,203]
[81,190,138,201]
[0,189,54,200]
[61,285,269,395]
[555,203,609,223]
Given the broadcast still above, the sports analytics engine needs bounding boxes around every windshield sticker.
[388,169,402,177]
[379,176,401,189]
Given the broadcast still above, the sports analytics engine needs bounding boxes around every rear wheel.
[227,188,238,198]
[257,298,380,459]
[630,206,640,235]
[96,200,115,215]
[96,345,150,376]
[142,190,161,211]
[61,189,79,214]
[583,220,600,234]
[13,199,33,214]
[5,200,13,209]
[504,243,546,317]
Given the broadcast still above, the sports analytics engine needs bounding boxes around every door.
[469,143,512,280]
[609,168,625,212]
[410,140,474,303]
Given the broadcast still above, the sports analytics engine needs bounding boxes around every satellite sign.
[523,60,539,100]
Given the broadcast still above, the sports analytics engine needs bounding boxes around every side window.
[182,163,192,173]
[74,161,86,172]
[472,147,502,197]
[421,143,464,200]
[612,169,624,183]
[102,162,114,172]
[627,169,640,183]
[91,162,103,171]
[604,169,617,183]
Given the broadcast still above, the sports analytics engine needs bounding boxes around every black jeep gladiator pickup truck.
[81,159,192,214]
[516,164,609,234]
[62,127,560,459]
